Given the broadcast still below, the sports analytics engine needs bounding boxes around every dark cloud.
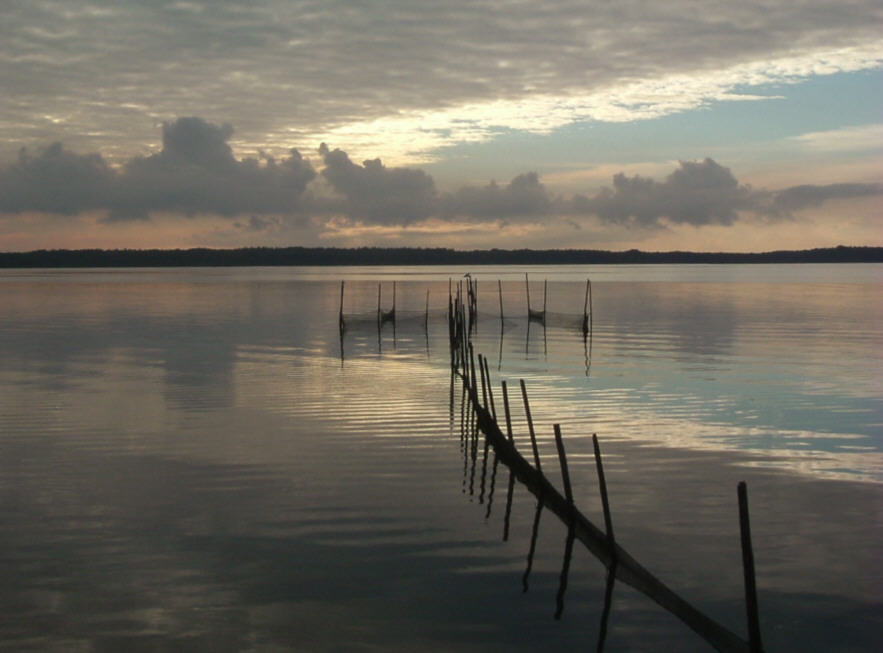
[318,144,437,225]
[109,118,316,221]
[578,158,757,227]
[0,142,115,215]
[0,118,317,221]
[440,172,552,219]
[0,120,876,232]
[770,183,883,216]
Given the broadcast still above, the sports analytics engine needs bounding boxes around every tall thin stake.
[501,381,514,443]
[525,273,531,313]
[593,434,616,558]
[482,356,497,420]
[519,379,542,472]
[477,354,488,410]
[553,424,573,506]
[339,281,345,333]
[738,481,763,653]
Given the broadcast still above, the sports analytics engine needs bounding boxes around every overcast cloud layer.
[1,0,881,163]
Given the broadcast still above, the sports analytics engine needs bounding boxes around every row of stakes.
[448,279,763,653]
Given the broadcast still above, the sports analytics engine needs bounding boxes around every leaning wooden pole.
[457,374,752,653]
[553,424,574,507]
[593,433,616,556]
[519,379,543,472]
[738,481,763,653]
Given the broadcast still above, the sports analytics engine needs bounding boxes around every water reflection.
[0,267,880,652]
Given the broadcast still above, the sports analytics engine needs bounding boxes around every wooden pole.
[482,356,497,421]
[738,481,763,653]
[582,278,591,337]
[593,434,616,556]
[339,281,345,333]
[469,343,478,397]
[525,272,531,313]
[519,379,542,472]
[543,279,547,326]
[498,280,504,324]
[553,424,573,506]
[478,354,488,411]
[458,374,755,653]
[501,381,514,443]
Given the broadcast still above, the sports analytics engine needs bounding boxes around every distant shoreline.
[1,245,881,268]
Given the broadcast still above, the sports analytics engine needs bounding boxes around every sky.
[0,1,881,253]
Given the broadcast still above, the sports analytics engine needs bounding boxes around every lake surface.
[0,264,880,652]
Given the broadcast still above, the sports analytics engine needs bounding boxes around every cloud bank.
[2,118,880,236]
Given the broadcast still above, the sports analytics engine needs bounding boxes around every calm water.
[0,265,880,652]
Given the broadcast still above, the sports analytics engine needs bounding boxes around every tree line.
[1,245,880,268]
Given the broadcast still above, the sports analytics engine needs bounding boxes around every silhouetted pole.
[519,379,542,472]
[477,354,489,411]
[525,273,531,314]
[498,280,504,324]
[593,434,616,557]
[738,481,763,653]
[543,280,547,326]
[583,277,593,338]
[339,281,345,333]
[377,283,382,328]
[469,344,478,401]
[553,424,573,506]
[482,356,497,421]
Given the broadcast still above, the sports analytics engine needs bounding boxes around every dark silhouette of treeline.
[1,245,880,268]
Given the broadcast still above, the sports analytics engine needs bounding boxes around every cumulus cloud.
[575,159,758,227]
[0,117,317,221]
[1,119,879,234]
[441,172,552,219]
[0,142,115,215]
[110,118,316,221]
[318,144,436,225]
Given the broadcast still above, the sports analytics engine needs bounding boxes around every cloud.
[1,119,878,234]
[440,172,552,219]
[109,118,317,221]
[770,183,883,215]
[0,118,317,221]
[1,2,879,164]
[318,144,437,225]
[574,158,759,227]
[0,142,115,215]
